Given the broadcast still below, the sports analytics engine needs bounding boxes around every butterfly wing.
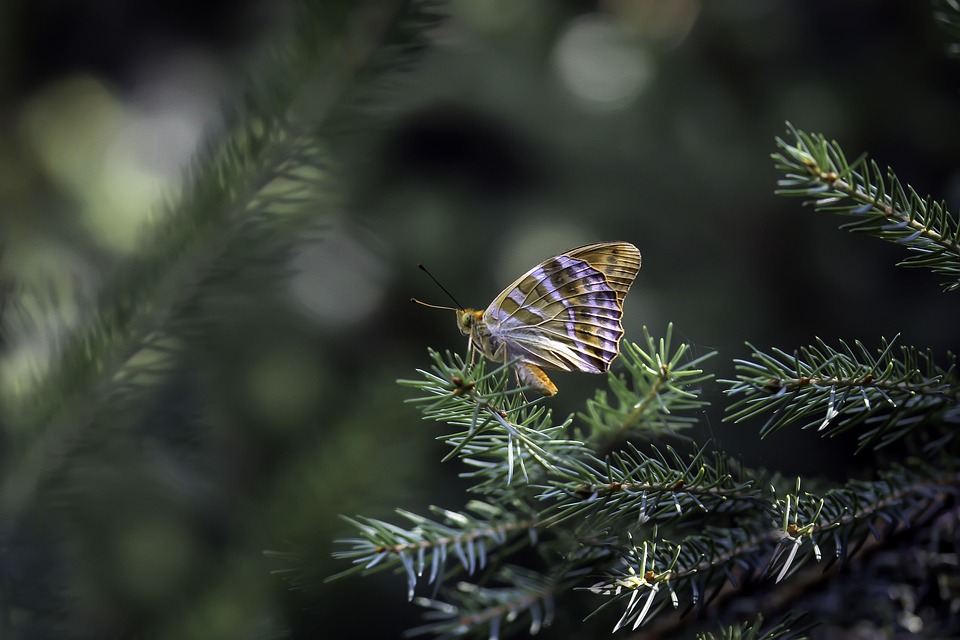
[566,242,641,304]
[482,242,641,373]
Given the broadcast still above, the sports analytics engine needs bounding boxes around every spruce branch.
[694,614,814,640]
[407,565,567,640]
[772,122,960,290]
[399,349,594,489]
[339,323,954,638]
[586,535,686,631]
[723,336,960,450]
[585,463,958,632]
[585,520,795,633]
[766,465,959,579]
[331,327,724,634]
[537,443,760,527]
[328,500,541,600]
[581,324,716,450]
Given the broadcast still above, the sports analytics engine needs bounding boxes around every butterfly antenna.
[410,297,459,311]
[416,263,465,311]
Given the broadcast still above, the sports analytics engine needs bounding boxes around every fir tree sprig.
[772,122,960,290]
[399,349,594,488]
[723,336,960,450]
[694,614,814,640]
[586,463,958,631]
[338,324,954,637]
[408,565,570,639]
[764,465,959,581]
[586,521,796,632]
[580,324,716,449]
[585,535,686,631]
[328,500,542,600]
[331,327,723,635]
[537,443,759,527]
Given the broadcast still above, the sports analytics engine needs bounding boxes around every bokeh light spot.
[18,59,221,253]
[496,218,594,286]
[601,0,700,48]
[115,516,197,604]
[287,230,388,326]
[552,14,654,112]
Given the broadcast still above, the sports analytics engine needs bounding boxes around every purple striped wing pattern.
[480,242,641,385]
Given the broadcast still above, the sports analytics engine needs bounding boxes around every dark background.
[1,0,958,638]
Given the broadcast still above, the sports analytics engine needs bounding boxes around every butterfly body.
[458,242,641,396]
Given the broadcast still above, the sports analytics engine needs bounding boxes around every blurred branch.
[933,0,960,57]
[0,0,441,518]
[0,2,444,636]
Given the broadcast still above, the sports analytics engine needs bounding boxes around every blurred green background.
[1,0,959,638]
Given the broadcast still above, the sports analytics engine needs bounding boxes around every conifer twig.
[580,324,715,451]
[772,123,960,290]
[723,337,960,450]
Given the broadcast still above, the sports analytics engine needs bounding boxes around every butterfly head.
[457,309,484,337]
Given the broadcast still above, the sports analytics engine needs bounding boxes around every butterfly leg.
[515,361,558,397]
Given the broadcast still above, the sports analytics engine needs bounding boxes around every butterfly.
[454,242,641,396]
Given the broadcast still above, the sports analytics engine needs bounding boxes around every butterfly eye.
[459,312,473,328]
